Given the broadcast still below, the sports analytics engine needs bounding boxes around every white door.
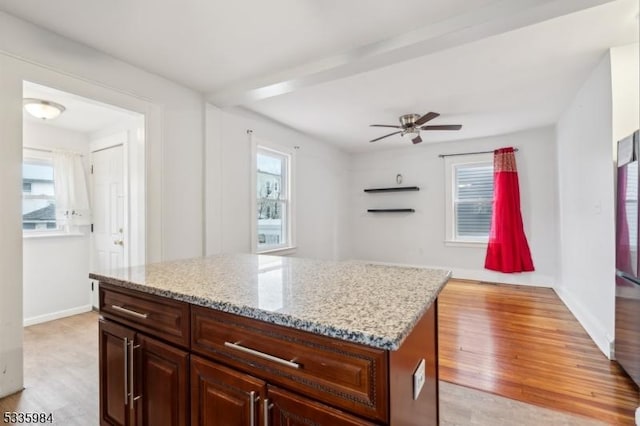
[91,145,125,307]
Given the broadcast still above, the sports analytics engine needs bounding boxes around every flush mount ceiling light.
[23,98,66,120]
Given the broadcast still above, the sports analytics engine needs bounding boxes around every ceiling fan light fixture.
[23,98,66,120]
[369,111,462,144]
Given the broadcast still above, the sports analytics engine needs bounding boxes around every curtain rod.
[24,146,52,153]
[24,146,85,157]
[438,148,519,158]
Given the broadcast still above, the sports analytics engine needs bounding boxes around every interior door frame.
[0,51,163,395]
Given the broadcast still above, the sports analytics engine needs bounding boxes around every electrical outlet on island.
[412,358,426,400]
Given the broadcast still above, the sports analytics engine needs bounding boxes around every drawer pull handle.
[111,305,149,319]
[249,391,257,426]
[128,340,135,409]
[123,337,129,404]
[263,398,273,426]
[224,341,300,369]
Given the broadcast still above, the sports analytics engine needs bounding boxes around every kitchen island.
[91,254,450,426]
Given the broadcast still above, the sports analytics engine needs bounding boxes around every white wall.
[23,235,91,325]
[611,43,639,144]
[0,11,204,397]
[22,122,93,325]
[205,106,351,260]
[0,57,24,397]
[24,120,89,152]
[555,53,614,357]
[349,126,558,286]
[0,11,204,262]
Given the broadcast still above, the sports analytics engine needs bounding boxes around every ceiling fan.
[370,112,462,144]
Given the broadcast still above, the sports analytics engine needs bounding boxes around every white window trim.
[251,138,296,254]
[444,153,493,246]
[23,231,84,239]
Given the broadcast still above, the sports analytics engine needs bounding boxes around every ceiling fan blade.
[370,124,402,129]
[415,112,440,126]
[412,135,423,144]
[369,131,402,143]
[421,124,462,131]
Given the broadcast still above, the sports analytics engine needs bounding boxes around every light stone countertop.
[90,253,451,350]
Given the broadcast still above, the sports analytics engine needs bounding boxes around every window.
[22,160,57,231]
[445,154,494,244]
[253,143,294,253]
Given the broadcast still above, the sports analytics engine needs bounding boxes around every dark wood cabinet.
[100,284,440,426]
[99,319,189,426]
[136,334,189,426]
[99,320,135,426]
[191,355,266,426]
[267,386,378,426]
[191,306,388,422]
[189,357,375,426]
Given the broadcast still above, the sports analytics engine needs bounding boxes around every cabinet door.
[267,386,378,426]
[136,334,189,426]
[99,319,136,426]
[191,355,266,426]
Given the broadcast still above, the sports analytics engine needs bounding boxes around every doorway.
[22,81,145,322]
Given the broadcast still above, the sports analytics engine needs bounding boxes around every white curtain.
[52,151,91,227]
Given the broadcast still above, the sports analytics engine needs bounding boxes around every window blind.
[455,164,494,238]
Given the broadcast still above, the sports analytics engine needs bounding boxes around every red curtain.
[484,147,534,273]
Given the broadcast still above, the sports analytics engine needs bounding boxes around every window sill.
[444,240,488,248]
[257,246,297,256]
[23,231,85,239]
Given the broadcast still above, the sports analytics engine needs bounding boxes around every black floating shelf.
[364,186,420,193]
[367,209,415,213]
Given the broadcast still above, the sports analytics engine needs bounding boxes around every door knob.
[114,239,124,246]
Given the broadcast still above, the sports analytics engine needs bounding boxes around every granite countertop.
[90,254,451,350]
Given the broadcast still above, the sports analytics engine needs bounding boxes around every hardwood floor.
[439,279,640,425]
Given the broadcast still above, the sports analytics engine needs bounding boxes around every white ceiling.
[2,0,638,151]
[0,0,497,92]
[23,81,141,134]
[246,0,639,151]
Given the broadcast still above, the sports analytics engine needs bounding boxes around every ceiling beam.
[206,0,617,107]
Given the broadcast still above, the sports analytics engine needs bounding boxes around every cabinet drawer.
[268,385,379,426]
[100,283,190,348]
[191,307,388,423]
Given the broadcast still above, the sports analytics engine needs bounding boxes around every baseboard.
[448,267,553,287]
[23,304,93,327]
[354,259,553,287]
[554,285,612,358]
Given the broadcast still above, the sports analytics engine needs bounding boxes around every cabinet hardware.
[249,391,257,426]
[112,305,149,319]
[129,342,142,407]
[224,341,300,369]
[263,398,273,426]
[114,239,124,246]
[123,337,129,405]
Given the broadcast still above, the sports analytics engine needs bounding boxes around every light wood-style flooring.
[0,311,98,425]
[439,279,640,425]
